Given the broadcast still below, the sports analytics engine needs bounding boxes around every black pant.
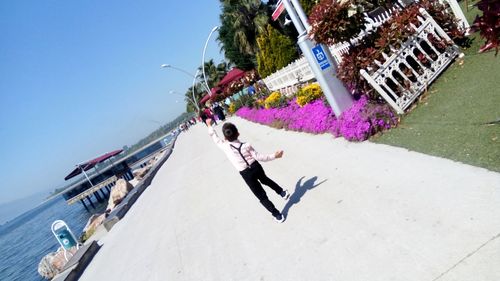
[239,161,283,217]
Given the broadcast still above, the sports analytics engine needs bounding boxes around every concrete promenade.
[79,117,500,281]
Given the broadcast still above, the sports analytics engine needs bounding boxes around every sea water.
[0,196,106,280]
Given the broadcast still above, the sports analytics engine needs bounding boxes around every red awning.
[211,87,222,95]
[217,68,246,87]
[87,149,123,165]
[199,93,213,104]
[64,149,123,180]
[199,87,224,104]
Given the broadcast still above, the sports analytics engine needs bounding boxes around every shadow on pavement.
[282,176,327,218]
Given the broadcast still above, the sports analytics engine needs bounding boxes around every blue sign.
[312,45,331,70]
[55,228,78,250]
[52,220,78,251]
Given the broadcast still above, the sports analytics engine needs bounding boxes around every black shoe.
[280,189,290,200]
[274,213,285,223]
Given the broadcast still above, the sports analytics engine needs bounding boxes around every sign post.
[51,220,79,261]
[280,0,353,116]
[272,0,285,21]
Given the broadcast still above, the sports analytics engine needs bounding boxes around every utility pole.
[278,0,354,116]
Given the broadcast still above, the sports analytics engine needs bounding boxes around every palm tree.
[218,19,256,70]
[216,61,232,82]
[198,59,217,89]
[198,59,232,89]
[219,0,268,56]
[299,0,320,15]
[184,84,204,113]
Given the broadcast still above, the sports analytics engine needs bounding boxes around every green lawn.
[372,2,500,172]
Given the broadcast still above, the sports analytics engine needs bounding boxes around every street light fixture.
[160,64,196,79]
[160,64,209,92]
[169,90,196,106]
[191,69,201,112]
[160,64,207,112]
[201,26,219,96]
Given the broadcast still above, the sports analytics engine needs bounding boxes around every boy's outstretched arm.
[248,145,284,162]
[275,150,284,158]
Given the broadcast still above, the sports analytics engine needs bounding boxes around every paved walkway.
[79,117,500,281]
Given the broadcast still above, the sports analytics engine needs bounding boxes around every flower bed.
[236,96,398,141]
[307,0,467,102]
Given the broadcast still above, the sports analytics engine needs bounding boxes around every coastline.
[51,136,178,281]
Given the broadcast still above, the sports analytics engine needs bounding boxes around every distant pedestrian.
[199,111,208,126]
[247,83,256,95]
[213,103,226,121]
[204,106,217,125]
[206,119,289,223]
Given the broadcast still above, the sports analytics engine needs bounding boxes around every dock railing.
[66,176,117,205]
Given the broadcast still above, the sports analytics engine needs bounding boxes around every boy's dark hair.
[222,123,239,142]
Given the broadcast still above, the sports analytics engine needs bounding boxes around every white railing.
[356,7,398,43]
[262,1,467,97]
[330,42,351,65]
[262,56,314,93]
[360,8,460,114]
[400,0,469,30]
[442,0,470,32]
[331,8,396,64]
[263,7,396,91]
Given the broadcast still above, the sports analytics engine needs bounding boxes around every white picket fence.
[330,42,351,65]
[262,0,468,112]
[360,8,460,114]
[263,5,397,92]
[438,0,470,31]
[262,56,315,95]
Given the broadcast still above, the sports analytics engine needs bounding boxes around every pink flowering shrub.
[236,96,398,141]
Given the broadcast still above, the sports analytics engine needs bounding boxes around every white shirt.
[208,127,276,171]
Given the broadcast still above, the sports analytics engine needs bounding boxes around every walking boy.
[206,119,289,223]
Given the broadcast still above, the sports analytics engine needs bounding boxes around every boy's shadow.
[282,176,327,218]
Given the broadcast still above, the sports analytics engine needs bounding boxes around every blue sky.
[0,0,224,205]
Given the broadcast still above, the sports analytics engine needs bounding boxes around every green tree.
[197,60,232,89]
[256,24,299,78]
[218,0,270,69]
[183,60,231,113]
[216,61,232,81]
[198,59,218,89]
[218,22,256,70]
[299,0,319,16]
[265,0,299,52]
[223,0,268,55]
[184,84,203,113]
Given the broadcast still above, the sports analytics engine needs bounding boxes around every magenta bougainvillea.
[236,96,398,141]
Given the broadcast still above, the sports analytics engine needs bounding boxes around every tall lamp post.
[191,69,201,111]
[160,64,206,112]
[169,90,198,111]
[201,26,219,96]
[160,64,195,79]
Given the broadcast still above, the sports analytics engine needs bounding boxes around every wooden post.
[94,191,103,202]
[80,199,89,212]
[99,189,107,199]
[87,196,96,209]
